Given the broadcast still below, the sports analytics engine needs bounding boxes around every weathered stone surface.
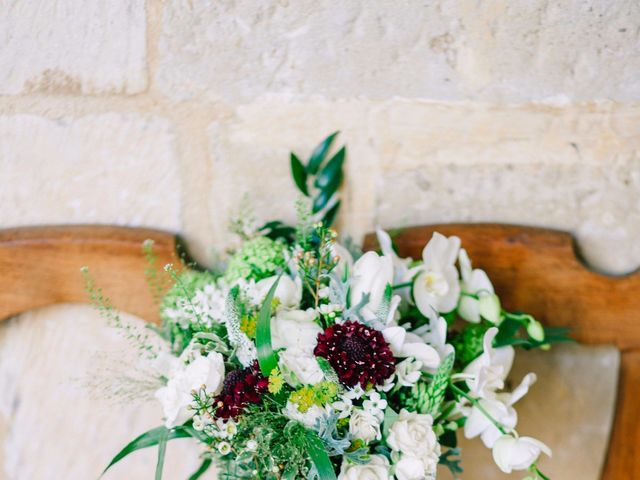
[206,103,375,250]
[0,1,147,95]
[158,1,640,102]
[452,344,619,479]
[0,114,181,230]
[372,101,640,274]
[0,306,216,479]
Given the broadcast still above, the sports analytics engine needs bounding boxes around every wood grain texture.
[364,224,640,351]
[602,350,640,480]
[0,226,179,324]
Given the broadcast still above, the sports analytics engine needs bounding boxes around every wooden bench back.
[0,224,637,478]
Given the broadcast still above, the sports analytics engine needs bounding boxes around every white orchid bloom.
[413,307,455,367]
[464,327,514,398]
[492,435,551,473]
[350,251,395,322]
[458,248,499,323]
[464,372,538,448]
[412,233,461,315]
[376,228,413,288]
[383,326,441,371]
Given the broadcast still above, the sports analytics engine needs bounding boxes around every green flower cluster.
[451,323,491,367]
[224,237,287,284]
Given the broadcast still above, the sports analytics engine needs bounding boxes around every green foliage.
[439,447,463,477]
[451,323,491,367]
[102,425,197,477]
[424,353,455,416]
[224,237,287,284]
[256,276,281,376]
[289,132,345,227]
[82,266,156,359]
[160,268,221,354]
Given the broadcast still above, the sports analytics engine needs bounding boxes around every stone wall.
[0,1,636,479]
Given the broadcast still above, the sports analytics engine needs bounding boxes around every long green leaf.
[102,426,191,475]
[188,459,213,480]
[314,146,345,190]
[322,200,341,227]
[307,131,338,174]
[256,276,281,376]
[306,430,337,480]
[155,428,168,480]
[290,153,309,196]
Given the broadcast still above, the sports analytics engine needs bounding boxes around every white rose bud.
[338,455,390,480]
[349,408,382,443]
[394,455,434,480]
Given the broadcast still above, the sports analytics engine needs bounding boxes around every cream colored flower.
[279,347,324,386]
[338,455,390,480]
[492,435,551,473]
[155,351,225,428]
[387,409,440,460]
[271,308,322,351]
[349,408,382,443]
[412,233,461,315]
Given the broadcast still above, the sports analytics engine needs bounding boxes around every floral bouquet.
[95,134,568,480]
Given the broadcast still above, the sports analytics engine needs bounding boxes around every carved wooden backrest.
[0,224,638,478]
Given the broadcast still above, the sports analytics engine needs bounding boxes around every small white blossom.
[217,441,232,456]
[394,357,423,388]
[344,385,366,400]
[363,391,387,421]
[246,440,258,452]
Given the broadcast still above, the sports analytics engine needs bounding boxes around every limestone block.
[0,306,216,480]
[0,0,147,95]
[158,0,640,102]
[372,101,640,274]
[0,114,181,231]
[206,103,375,251]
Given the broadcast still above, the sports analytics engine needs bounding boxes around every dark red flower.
[314,320,395,388]
[215,361,268,418]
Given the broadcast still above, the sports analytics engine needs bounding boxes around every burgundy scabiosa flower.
[215,361,268,418]
[314,320,395,388]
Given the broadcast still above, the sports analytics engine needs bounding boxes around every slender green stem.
[450,384,507,435]
[392,281,413,290]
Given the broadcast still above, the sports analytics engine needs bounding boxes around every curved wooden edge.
[0,225,181,324]
[602,351,640,479]
[364,224,640,351]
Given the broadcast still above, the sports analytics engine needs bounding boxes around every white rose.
[271,308,322,351]
[492,435,551,473]
[255,275,302,309]
[349,408,382,443]
[394,455,436,480]
[387,410,440,460]
[338,455,390,480]
[155,351,225,428]
[350,251,394,321]
[279,347,324,386]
